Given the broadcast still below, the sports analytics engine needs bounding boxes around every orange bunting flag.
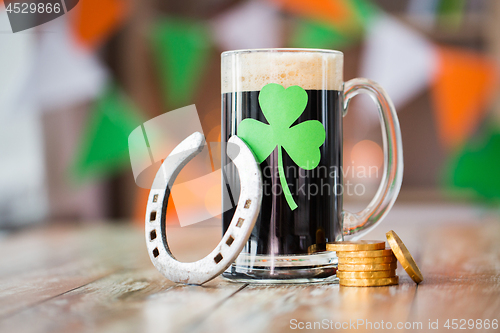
[269,0,355,29]
[431,47,499,149]
[70,0,129,49]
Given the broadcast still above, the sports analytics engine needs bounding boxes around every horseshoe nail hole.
[153,248,159,257]
[244,199,251,208]
[236,218,244,227]
[214,253,223,264]
[150,211,157,222]
[150,230,157,240]
[153,194,158,203]
[226,235,235,246]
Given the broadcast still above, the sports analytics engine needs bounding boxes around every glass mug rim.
[221,48,343,57]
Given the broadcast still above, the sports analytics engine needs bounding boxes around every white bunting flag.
[211,0,283,51]
[360,14,438,116]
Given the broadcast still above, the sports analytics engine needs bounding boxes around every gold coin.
[336,248,394,258]
[386,230,423,284]
[338,256,396,265]
[307,244,326,253]
[339,276,399,287]
[326,241,385,252]
[337,270,396,279]
[337,263,397,271]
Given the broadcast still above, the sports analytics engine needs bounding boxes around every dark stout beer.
[222,89,343,255]
[221,50,345,280]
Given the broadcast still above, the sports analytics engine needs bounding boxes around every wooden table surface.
[0,202,499,333]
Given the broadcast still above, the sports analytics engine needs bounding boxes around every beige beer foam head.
[221,50,343,93]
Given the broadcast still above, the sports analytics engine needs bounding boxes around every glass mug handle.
[342,78,404,239]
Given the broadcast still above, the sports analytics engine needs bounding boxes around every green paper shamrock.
[238,83,326,210]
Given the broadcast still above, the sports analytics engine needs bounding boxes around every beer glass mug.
[221,49,403,283]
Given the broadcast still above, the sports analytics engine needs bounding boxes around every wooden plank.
[188,273,417,333]
[188,220,500,333]
[0,271,245,333]
[0,268,171,333]
[103,277,245,333]
[1,210,500,333]
[408,222,500,326]
[0,225,140,278]
[0,225,146,318]
[0,259,115,319]
[0,222,243,333]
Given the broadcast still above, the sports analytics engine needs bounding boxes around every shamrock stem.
[278,146,298,210]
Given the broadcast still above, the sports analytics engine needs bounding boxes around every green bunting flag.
[288,0,379,49]
[71,85,143,182]
[349,0,380,28]
[438,0,466,30]
[289,19,355,49]
[444,123,500,201]
[150,17,211,109]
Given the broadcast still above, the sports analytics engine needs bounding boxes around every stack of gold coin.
[327,241,399,287]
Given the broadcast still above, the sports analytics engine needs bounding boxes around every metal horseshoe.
[145,132,263,285]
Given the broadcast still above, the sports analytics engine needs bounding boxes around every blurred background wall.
[0,0,499,229]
